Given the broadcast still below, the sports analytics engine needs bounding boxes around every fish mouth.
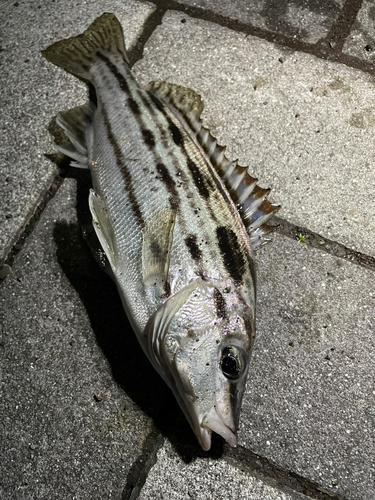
[200,406,237,451]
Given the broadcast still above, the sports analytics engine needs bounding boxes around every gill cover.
[143,279,251,450]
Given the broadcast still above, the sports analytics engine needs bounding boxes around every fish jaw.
[167,371,241,451]
[201,406,237,449]
[155,295,252,450]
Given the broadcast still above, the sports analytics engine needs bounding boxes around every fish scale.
[42,13,279,451]
[91,52,254,295]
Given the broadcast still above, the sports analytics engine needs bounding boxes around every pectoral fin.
[88,189,116,270]
[142,209,176,293]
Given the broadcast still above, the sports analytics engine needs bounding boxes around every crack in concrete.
[273,216,375,273]
[121,428,164,500]
[225,444,347,500]
[139,0,375,75]
[2,1,374,280]
[0,162,68,275]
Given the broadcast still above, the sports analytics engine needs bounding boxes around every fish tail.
[41,13,128,80]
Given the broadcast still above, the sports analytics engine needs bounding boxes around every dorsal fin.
[145,80,280,248]
[145,81,204,133]
[200,124,280,247]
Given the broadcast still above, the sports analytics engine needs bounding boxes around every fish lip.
[198,427,212,451]
[201,407,237,448]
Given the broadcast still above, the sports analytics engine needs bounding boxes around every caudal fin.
[41,13,127,80]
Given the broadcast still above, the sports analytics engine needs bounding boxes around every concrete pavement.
[1,1,374,499]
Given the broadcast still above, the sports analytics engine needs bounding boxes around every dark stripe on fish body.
[100,105,144,227]
[169,123,184,147]
[216,226,246,284]
[159,112,220,225]
[97,53,154,129]
[147,92,165,113]
[99,61,220,228]
[213,288,226,319]
[96,54,216,239]
[186,158,212,200]
[97,52,131,94]
[184,234,202,261]
[142,128,156,149]
[156,163,180,208]
[98,64,183,217]
[127,97,140,115]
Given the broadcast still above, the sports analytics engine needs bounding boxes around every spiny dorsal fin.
[146,80,280,248]
[145,81,204,133]
[56,102,95,169]
[196,126,280,249]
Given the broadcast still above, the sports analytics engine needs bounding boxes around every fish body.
[42,14,279,450]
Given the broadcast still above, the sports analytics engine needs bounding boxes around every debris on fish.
[42,13,280,451]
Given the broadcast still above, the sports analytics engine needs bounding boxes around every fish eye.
[220,346,241,380]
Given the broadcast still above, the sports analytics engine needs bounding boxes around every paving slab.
[138,440,311,500]
[178,0,344,44]
[343,0,375,62]
[134,11,375,258]
[0,0,155,264]
[0,176,157,499]
[239,232,375,500]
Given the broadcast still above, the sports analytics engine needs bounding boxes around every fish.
[42,13,279,451]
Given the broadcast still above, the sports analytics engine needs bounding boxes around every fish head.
[154,280,255,451]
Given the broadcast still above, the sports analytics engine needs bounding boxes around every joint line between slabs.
[3,4,373,275]
[274,217,375,273]
[323,0,364,52]
[128,7,168,67]
[0,168,67,278]
[145,0,375,75]
[226,445,347,500]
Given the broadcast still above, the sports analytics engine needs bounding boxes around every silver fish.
[42,13,279,450]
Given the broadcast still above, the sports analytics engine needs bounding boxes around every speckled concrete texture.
[242,232,375,499]
[0,0,155,264]
[2,3,375,500]
[138,440,311,500]
[134,11,375,258]
[343,0,375,61]
[178,0,344,44]
[0,177,157,499]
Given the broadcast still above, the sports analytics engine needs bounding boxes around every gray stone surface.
[343,0,375,61]
[3,4,375,500]
[135,11,375,257]
[0,177,155,499]
[138,440,311,500]
[179,0,344,43]
[240,232,375,500]
[0,0,155,263]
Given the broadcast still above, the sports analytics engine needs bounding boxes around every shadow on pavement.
[53,167,224,463]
